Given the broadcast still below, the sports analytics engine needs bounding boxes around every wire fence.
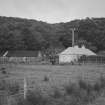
[0,56,54,65]
[0,78,27,105]
[0,90,25,105]
[0,55,105,65]
[78,55,105,64]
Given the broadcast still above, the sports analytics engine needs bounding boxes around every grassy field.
[0,64,105,90]
[0,64,105,105]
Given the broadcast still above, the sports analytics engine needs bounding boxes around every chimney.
[74,45,79,48]
[81,45,85,49]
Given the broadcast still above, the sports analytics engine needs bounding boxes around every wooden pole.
[71,28,75,47]
[24,77,27,99]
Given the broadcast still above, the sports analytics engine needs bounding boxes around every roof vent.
[81,45,85,49]
[3,51,8,57]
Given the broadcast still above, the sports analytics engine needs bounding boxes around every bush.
[26,90,48,105]
[93,82,101,92]
[93,75,105,93]
[64,82,79,95]
[64,80,99,104]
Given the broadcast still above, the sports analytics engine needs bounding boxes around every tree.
[22,28,41,50]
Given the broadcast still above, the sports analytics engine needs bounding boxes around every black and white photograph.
[0,0,105,105]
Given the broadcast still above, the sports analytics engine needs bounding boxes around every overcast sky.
[0,0,105,23]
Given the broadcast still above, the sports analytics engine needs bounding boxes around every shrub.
[51,88,62,98]
[78,79,93,94]
[78,79,88,89]
[93,75,105,93]
[64,80,99,105]
[99,75,105,88]
[93,82,101,92]
[0,79,6,90]
[26,90,48,105]
[64,82,79,95]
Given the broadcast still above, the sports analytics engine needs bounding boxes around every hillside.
[0,16,105,52]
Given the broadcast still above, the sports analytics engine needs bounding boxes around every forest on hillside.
[0,16,105,53]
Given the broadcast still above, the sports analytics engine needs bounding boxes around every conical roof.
[59,46,96,56]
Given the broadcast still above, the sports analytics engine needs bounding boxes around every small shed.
[6,50,42,63]
[58,45,96,64]
[6,50,40,57]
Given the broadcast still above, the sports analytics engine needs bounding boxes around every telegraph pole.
[70,28,76,47]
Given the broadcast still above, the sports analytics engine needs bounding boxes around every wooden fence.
[0,57,43,64]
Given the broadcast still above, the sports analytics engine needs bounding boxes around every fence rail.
[0,57,43,64]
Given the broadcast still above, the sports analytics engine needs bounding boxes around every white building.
[58,45,96,64]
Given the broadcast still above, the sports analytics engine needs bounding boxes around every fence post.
[24,77,27,100]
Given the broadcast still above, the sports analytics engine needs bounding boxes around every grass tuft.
[43,75,49,82]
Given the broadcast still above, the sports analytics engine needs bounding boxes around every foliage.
[0,16,105,52]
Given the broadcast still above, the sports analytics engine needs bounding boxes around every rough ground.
[0,64,105,105]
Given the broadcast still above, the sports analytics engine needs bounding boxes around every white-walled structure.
[58,46,96,64]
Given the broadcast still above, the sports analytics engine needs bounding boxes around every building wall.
[59,54,78,64]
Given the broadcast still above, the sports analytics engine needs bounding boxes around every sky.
[0,0,105,23]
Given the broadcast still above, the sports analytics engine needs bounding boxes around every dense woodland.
[0,16,105,53]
